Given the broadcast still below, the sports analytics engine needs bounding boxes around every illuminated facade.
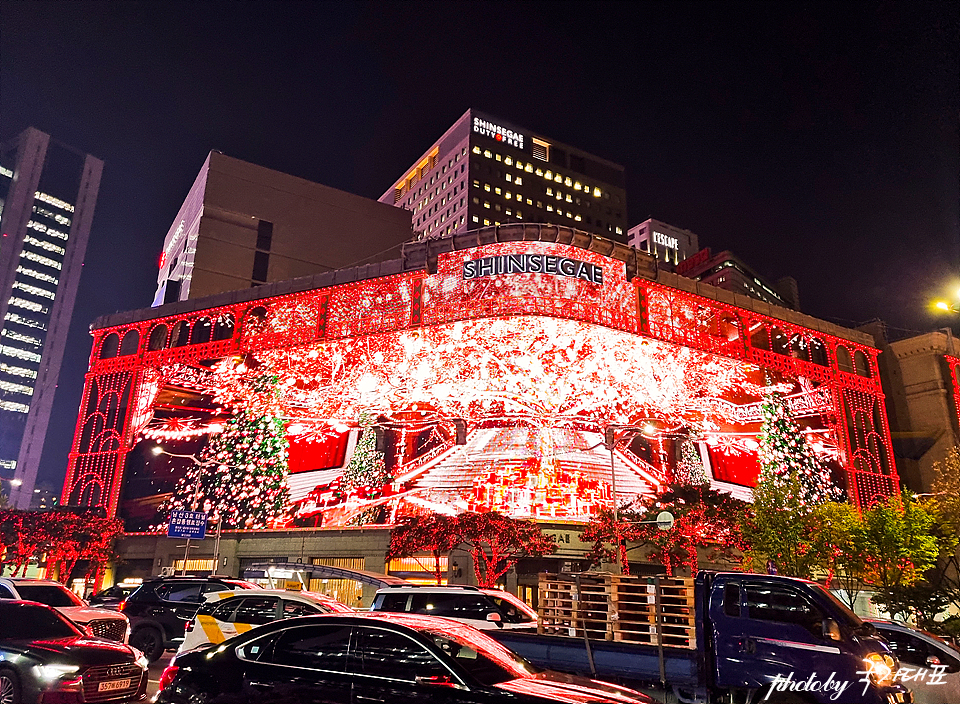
[62,225,899,534]
[0,127,103,508]
[628,218,701,268]
[380,110,628,241]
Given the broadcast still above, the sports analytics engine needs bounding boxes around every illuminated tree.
[161,409,290,530]
[385,513,460,585]
[757,391,836,506]
[676,439,708,485]
[455,512,556,589]
[342,412,390,525]
[583,484,748,576]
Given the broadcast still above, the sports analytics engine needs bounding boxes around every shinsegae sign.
[463,253,603,285]
[472,117,524,149]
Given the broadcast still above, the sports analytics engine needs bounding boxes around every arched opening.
[809,338,828,366]
[769,326,789,355]
[748,322,769,350]
[191,317,212,345]
[99,333,120,359]
[836,345,854,373]
[719,314,740,342]
[119,329,140,356]
[171,320,191,348]
[213,314,235,341]
[148,324,169,351]
[854,350,871,377]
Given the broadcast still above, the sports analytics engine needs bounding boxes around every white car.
[0,577,130,643]
[369,585,539,630]
[179,588,353,652]
[868,618,960,704]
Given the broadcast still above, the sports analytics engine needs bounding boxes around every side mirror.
[927,655,942,667]
[822,618,841,641]
[486,612,503,629]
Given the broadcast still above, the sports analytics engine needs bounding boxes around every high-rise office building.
[0,127,103,507]
[153,152,414,306]
[677,248,800,311]
[627,218,700,267]
[379,110,628,241]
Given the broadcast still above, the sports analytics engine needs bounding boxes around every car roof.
[0,577,67,586]
[203,589,348,604]
[375,584,483,593]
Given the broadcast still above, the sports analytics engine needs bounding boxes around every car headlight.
[37,664,80,681]
[135,653,150,670]
[863,653,898,686]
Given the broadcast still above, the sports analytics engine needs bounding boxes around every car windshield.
[487,595,536,623]
[809,584,863,629]
[15,584,84,608]
[420,622,538,685]
[0,604,82,639]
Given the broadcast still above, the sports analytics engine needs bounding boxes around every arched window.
[854,350,871,377]
[213,314,235,341]
[171,320,191,348]
[191,317,212,345]
[808,338,828,366]
[119,329,140,356]
[749,322,769,350]
[770,326,789,355]
[148,324,169,351]
[836,345,854,373]
[243,306,268,335]
[99,333,120,359]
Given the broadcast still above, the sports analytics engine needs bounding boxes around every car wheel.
[130,625,165,662]
[0,668,20,704]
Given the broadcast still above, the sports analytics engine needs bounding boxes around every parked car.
[119,575,260,662]
[179,589,353,652]
[0,577,129,644]
[157,612,654,703]
[868,619,960,704]
[370,585,538,630]
[0,600,148,704]
[88,582,140,609]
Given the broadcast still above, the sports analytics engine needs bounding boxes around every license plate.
[98,679,131,692]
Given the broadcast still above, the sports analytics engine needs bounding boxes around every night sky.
[2,1,957,489]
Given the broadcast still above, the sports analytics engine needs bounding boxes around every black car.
[87,584,140,609]
[0,600,148,704]
[120,576,260,662]
[157,612,653,704]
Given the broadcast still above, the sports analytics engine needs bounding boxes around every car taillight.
[158,664,179,691]
[118,600,126,611]
[184,619,194,633]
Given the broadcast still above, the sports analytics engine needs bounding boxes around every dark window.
[375,593,410,612]
[256,220,274,251]
[745,584,823,637]
[836,346,854,373]
[723,583,741,617]
[409,593,496,620]
[569,155,585,173]
[210,600,240,622]
[0,603,81,639]
[353,627,447,681]
[252,251,270,283]
[147,325,168,351]
[170,320,191,348]
[212,315,234,342]
[162,279,182,305]
[12,584,82,607]
[155,583,202,603]
[283,600,322,617]
[119,329,140,356]
[100,332,120,359]
[0,584,16,599]
[190,318,212,345]
[488,597,534,624]
[232,597,279,625]
[271,624,352,671]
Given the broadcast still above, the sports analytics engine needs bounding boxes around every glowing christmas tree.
[676,438,709,485]
[757,391,836,506]
[162,410,290,529]
[342,412,391,524]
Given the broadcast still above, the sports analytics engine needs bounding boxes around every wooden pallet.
[537,572,697,648]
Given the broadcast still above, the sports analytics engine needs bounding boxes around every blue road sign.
[167,510,208,539]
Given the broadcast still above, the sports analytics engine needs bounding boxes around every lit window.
[554,174,562,183]
[0,363,37,379]
[556,192,562,200]
[472,215,479,223]
[545,170,553,180]
[8,297,47,314]
[616,227,624,235]
[574,215,582,222]
[525,164,533,173]
[12,282,55,300]
[484,201,490,209]
[1,329,41,346]
[505,208,512,216]
[505,192,512,200]
[0,345,42,363]
[574,182,582,191]
[546,187,553,196]
[495,153,502,161]
[564,177,572,186]
[565,194,572,203]
[515,160,524,169]
[514,177,522,186]
[473,179,480,188]
[3,313,45,330]
[494,187,502,195]
[24,236,65,255]
[0,379,33,396]
[504,156,513,166]
[526,198,532,205]
[483,219,491,226]
[34,192,74,213]
[546,205,554,212]
[0,400,30,413]
[566,211,573,218]
[505,173,512,183]
[593,188,602,197]
[483,150,492,158]
[484,183,491,192]
[15,266,58,285]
